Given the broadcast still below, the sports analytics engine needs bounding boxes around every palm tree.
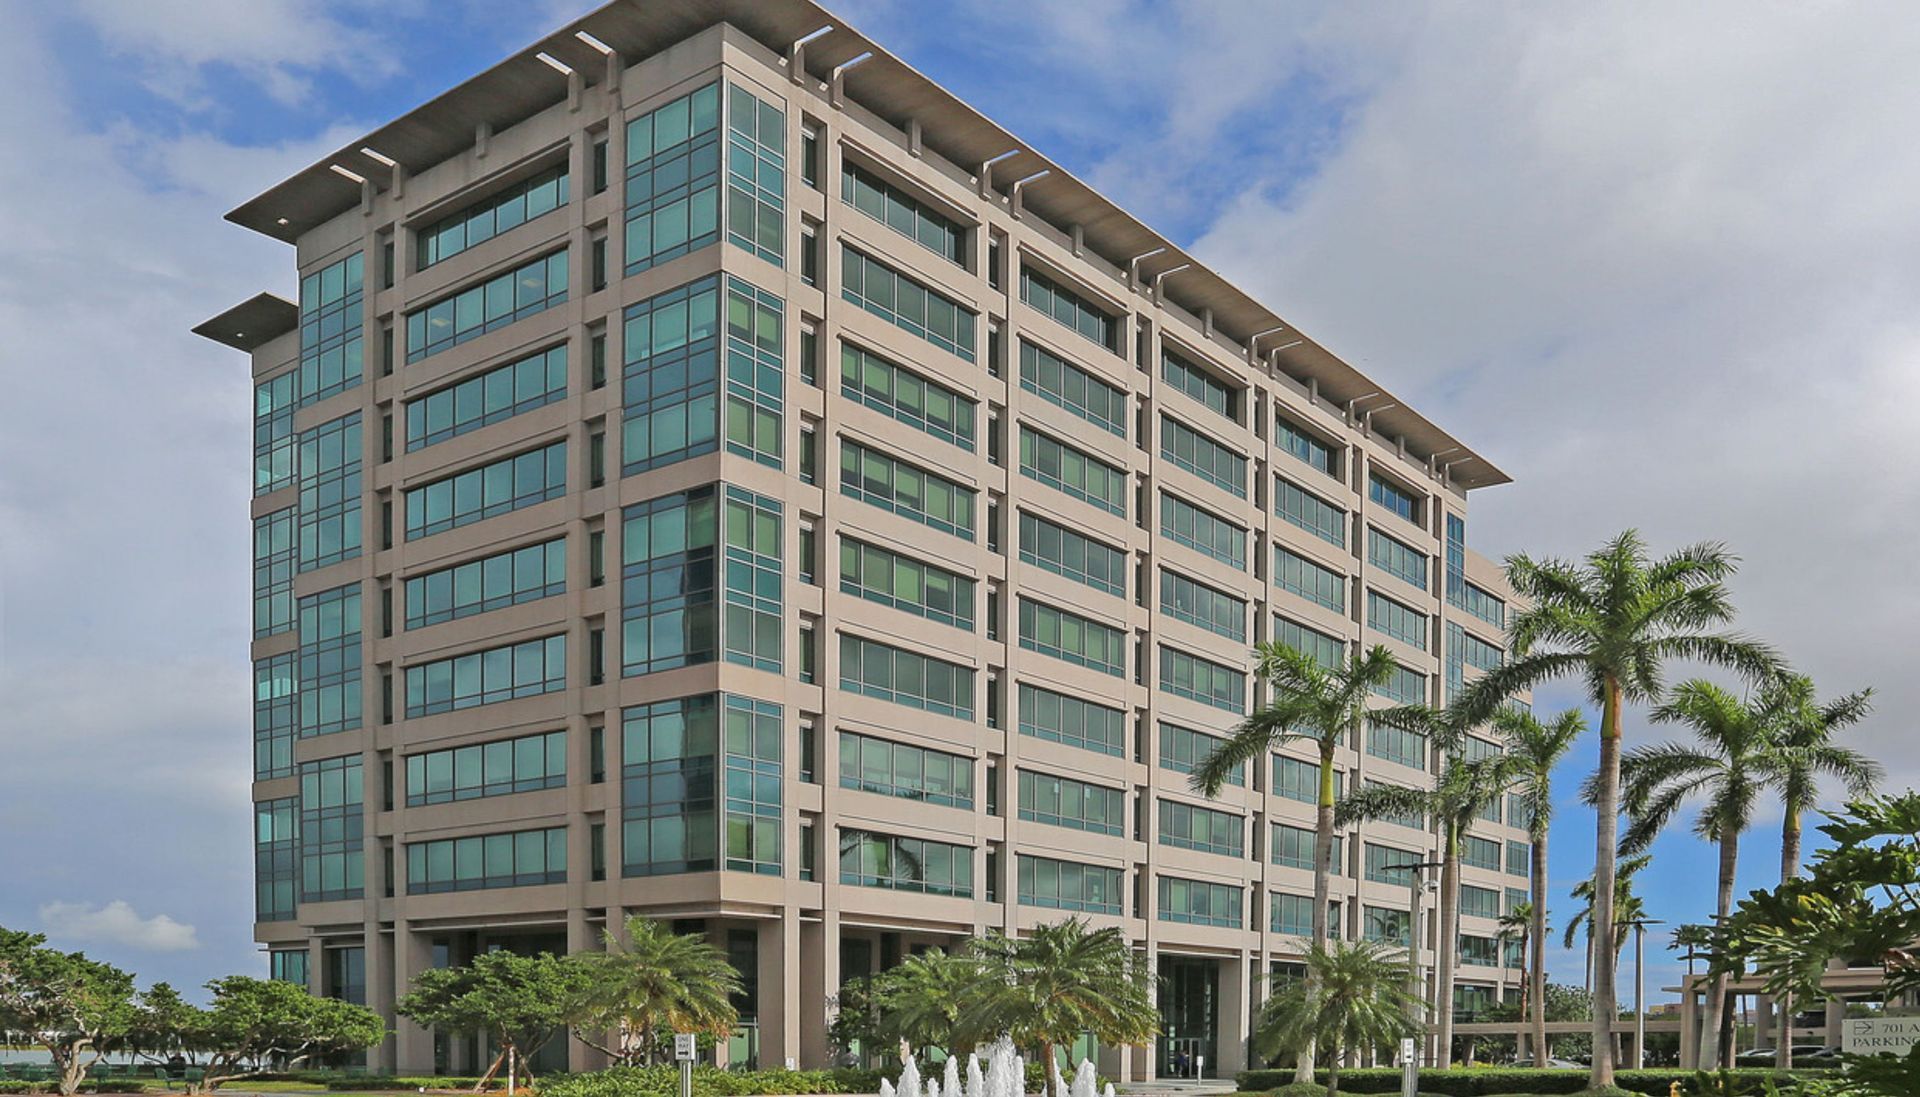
[1764,675,1877,878]
[1253,941,1417,1097]
[1455,530,1779,1089]
[571,916,743,1065]
[1336,749,1503,1067]
[1762,673,1879,1067]
[1563,852,1651,1003]
[855,948,993,1062]
[967,918,1159,1076]
[1194,642,1423,1083]
[1496,706,1582,1066]
[1605,679,1783,1069]
[1496,901,1549,1053]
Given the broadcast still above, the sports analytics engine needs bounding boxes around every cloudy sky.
[2,0,1915,1005]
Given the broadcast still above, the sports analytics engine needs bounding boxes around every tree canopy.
[571,917,742,1065]
[191,976,385,1092]
[397,950,590,1090]
[1717,793,1920,1005]
[0,929,138,1096]
[965,919,1158,1072]
[1253,941,1416,1097]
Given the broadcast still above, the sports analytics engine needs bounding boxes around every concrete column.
[393,925,436,1073]
[767,911,802,1068]
[1679,986,1699,1069]
[1142,944,1158,1083]
[368,926,398,1072]
[567,908,605,1071]
[798,915,832,1067]
[1217,952,1251,1077]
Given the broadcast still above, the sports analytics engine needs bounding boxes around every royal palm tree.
[1604,679,1783,1069]
[1496,901,1548,1045]
[1495,706,1582,1066]
[1762,673,1879,1067]
[571,916,742,1065]
[1194,642,1424,1083]
[1454,531,1779,1088]
[1253,941,1417,1097]
[1336,748,1502,1067]
[966,918,1158,1076]
[1563,853,1652,992]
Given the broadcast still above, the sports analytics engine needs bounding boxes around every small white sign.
[674,1033,698,1061]
[1399,1038,1416,1064]
[1843,1016,1920,1056]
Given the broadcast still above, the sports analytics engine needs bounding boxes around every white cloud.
[39,901,201,954]
[0,2,366,992]
[63,0,397,107]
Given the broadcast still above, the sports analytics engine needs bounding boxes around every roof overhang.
[192,293,299,352]
[221,0,1511,489]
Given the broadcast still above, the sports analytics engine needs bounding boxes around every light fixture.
[328,164,367,184]
[359,146,396,168]
[535,52,573,75]
[573,31,614,55]
[275,217,290,226]
[793,25,835,48]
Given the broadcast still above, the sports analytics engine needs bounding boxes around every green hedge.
[321,1077,498,1091]
[1234,1067,1837,1096]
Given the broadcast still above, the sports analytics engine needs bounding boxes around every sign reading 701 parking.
[1842,1017,1920,1056]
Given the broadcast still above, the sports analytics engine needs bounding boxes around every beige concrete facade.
[198,0,1528,1079]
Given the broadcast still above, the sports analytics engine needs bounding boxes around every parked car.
[1734,1044,1830,1066]
[1800,1046,1845,1065]
[1506,1056,1586,1069]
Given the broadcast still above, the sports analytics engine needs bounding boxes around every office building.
[195,0,1528,1077]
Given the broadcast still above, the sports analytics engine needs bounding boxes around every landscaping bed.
[1235,1067,1838,1096]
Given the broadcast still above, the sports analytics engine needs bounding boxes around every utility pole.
[1388,858,1446,1064]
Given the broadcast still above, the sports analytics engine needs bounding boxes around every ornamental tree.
[194,976,384,1092]
[0,929,137,1095]
[1716,793,1920,1009]
[397,950,591,1091]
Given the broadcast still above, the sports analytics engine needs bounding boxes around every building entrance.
[1158,957,1218,1077]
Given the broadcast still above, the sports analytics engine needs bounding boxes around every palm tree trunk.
[1776,811,1802,1070]
[1529,830,1549,1068]
[1700,826,1739,1069]
[1296,736,1339,1086]
[1588,677,1624,1089]
[1436,838,1460,1069]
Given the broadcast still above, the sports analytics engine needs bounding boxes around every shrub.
[1235,1068,1838,1097]
[322,1078,494,1091]
[1269,1084,1328,1097]
[540,1066,891,1097]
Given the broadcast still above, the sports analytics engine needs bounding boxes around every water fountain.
[881,1037,1102,1097]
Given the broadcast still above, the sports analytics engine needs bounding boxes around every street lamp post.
[1387,858,1446,1065]
[1624,918,1664,1069]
